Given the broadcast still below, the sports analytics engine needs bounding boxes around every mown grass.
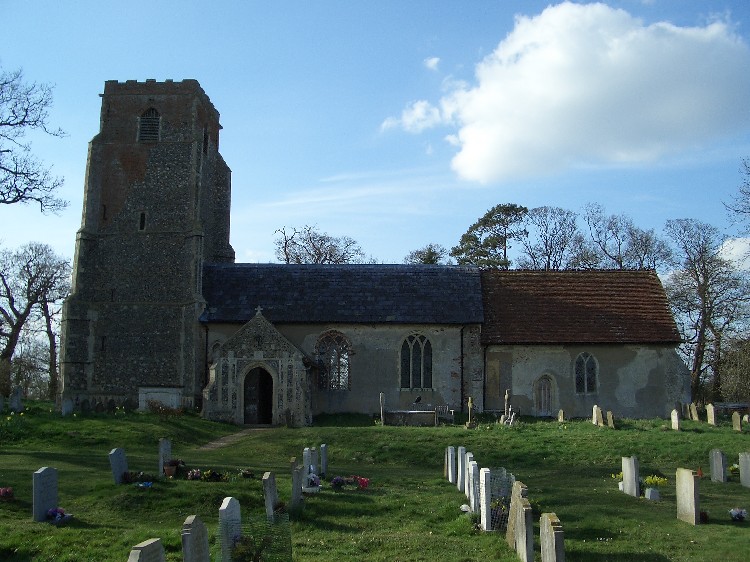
[0,403,748,561]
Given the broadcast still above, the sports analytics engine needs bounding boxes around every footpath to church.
[199,427,272,450]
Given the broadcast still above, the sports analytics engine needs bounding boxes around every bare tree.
[450,203,528,269]
[274,225,366,264]
[664,219,750,402]
[0,67,66,212]
[725,158,750,233]
[0,243,70,397]
[720,337,750,402]
[404,243,450,265]
[518,206,581,270]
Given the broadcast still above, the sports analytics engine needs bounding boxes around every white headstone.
[621,456,640,498]
[732,411,742,432]
[456,446,466,492]
[32,467,58,522]
[127,538,165,562]
[262,471,279,519]
[468,461,479,513]
[479,468,492,531]
[540,513,565,562]
[181,515,209,562]
[705,403,716,426]
[158,438,172,478]
[671,409,680,431]
[447,446,457,484]
[676,468,700,525]
[109,447,128,484]
[219,497,241,562]
[320,444,328,477]
[515,498,534,562]
[710,449,727,483]
[739,452,750,488]
[464,452,474,498]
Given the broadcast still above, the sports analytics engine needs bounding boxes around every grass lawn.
[0,403,749,561]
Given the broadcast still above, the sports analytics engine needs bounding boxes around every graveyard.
[0,402,748,561]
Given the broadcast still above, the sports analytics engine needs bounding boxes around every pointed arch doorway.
[534,375,555,417]
[243,367,273,425]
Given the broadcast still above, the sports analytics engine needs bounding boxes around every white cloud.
[424,56,440,71]
[386,2,750,184]
[721,237,750,270]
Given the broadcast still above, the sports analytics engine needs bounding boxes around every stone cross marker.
[219,497,241,562]
[32,466,58,522]
[181,515,209,562]
[109,447,128,484]
[158,438,171,478]
[263,471,279,519]
[457,446,466,493]
[671,409,681,431]
[622,456,640,498]
[705,404,716,426]
[732,411,742,432]
[689,402,699,422]
[740,452,750,488]
[676,468,700,525]
[320,443,328,477]
[504,389,510,417]
[710,449,727,483]
[127,538,165,562]
[540,513,565,562]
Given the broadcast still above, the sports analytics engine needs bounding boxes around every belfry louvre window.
[575,352,598,394]
[400,334,432,389]
[315,331,351,391]
[138,108,160,142]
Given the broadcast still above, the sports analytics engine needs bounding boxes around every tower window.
[138,108,160,142]
[139,212,146,231]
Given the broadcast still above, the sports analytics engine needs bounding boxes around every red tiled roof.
[481,270,681,345]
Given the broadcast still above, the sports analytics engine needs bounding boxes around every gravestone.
[464,452,474,498]
[468,461,479,513]
[447,446,457,484]
[158,438,171,478]
[676,468,700,525]
[739,452,750,488]
[311,447,319,476]
[506,480,528,548]
[705,403,716,426]
[744,414,749,424]
[606,411,615,429]
[61,397,73,416]
[302,447,312,474]
[379,392,385,425]
[9,385,23,413]
[127,538,165,562]
[320,443,328,477]
[540,513,565,562]
[181,515,209,562]
[689,402,699,421]
[456,446,466,492]
[557,409,564,423]
[710,449,727,483]
[621,456,640,498]
[108,447,128,485]
[514,498,534,562]
[671,409,681,431]
[592,405,604,427]
[263,472,279,519]
[219,497,241,562]
[32,467,58,522]
[682,403,690,419]
[479,468,492,531]
[732,411,742,432]
[290,458,303,512]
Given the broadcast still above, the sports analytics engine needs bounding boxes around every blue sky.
[2,1,750,264]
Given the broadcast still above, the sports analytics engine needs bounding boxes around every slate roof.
[481,269,681,345]
[201,263,484,325]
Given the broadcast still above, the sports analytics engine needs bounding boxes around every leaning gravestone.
[158,438,171,478]
[732,411,742,432]
[506,480,528,548]
[740,452,750,488]
[9,385,23,413]
[690,402,699,422]
[710,449,727,483]
[127,538,165,562]
[219,497,241,562]
[514,498,534,562]
[706,404,716,426]
[456,446,466,493]
[676,468,700,525]
[671,409,681,431]
[263,472,279,520]
[181,515,209,562]
[109,447,128,484]
[606,411,615,429]
[540,512,565,562]
[32,467,58,522]
[622,456,640,498]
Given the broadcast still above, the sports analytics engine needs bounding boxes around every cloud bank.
[384,2,750,183]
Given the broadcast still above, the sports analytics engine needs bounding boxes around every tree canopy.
[274,225,366,264]
[450,203,528,269]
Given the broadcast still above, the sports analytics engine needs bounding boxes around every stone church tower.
[60,79,234,412]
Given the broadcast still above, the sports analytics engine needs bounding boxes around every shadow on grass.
[570,551,671,562]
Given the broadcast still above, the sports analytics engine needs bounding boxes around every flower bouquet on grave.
[729,508,747,522]
[239,468,255,479]
[643,475,667,501]
[729,463,740,477]
[302,473,321,493]
[200,469,229,482]
[186,468,202,481]
[611,471,624,491]
[46,507,73,525]
[0,487,13,500]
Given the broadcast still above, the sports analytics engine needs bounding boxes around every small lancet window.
[139,212,146,231]
[138,108,160,142]
[575,352,598,394]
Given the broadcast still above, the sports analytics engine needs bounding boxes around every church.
[59,80,690,426]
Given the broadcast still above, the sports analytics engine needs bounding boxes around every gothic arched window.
[138,108,160,142]
[400,334,432,389]
[315,331,351,391]
[575,352,598,394]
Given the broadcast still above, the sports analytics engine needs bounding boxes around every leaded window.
[400,334,432,389]
[575,352,598,394]
[138,108,160,142]
[316,331,351,391]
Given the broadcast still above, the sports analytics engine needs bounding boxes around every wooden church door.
[243,368,273,425]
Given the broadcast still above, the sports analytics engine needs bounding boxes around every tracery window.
[315,331,351,391]
[138,108,160,142]
[575,352,598,394]
[400,334,432,389]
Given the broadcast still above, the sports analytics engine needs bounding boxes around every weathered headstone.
[689,402,699,422]
[447,446,456,484]
[32,467,58,522]
[181,515,209,562]
[219,497,241,562]
[468,461,479,513]
[557,409,564,423]
[464,452,474,498]
[514,498,534,562]
[705,403,716,426]
[108,447,128,485]
[262,471,279,519]
[479,468,492,531]
[290,458,303,512]
[606,411,615,429]
[311,447,319,476]
[320,443,328,477]
[127,538,165,562]
[676,468,700,525]
[158,438,171,478]
[744,414,750,423]
[671,409,681,431]
[302,447,312,474]
[732,411,742,432]
[540,513,565,562]
[710,449,727,483]
[9,385,23,413]
[740,452,750,488]
[592,405,604,426]
[457,446,466,492]
[506,480,528,548]
[61,397,73,416]
[621,456,640,498]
